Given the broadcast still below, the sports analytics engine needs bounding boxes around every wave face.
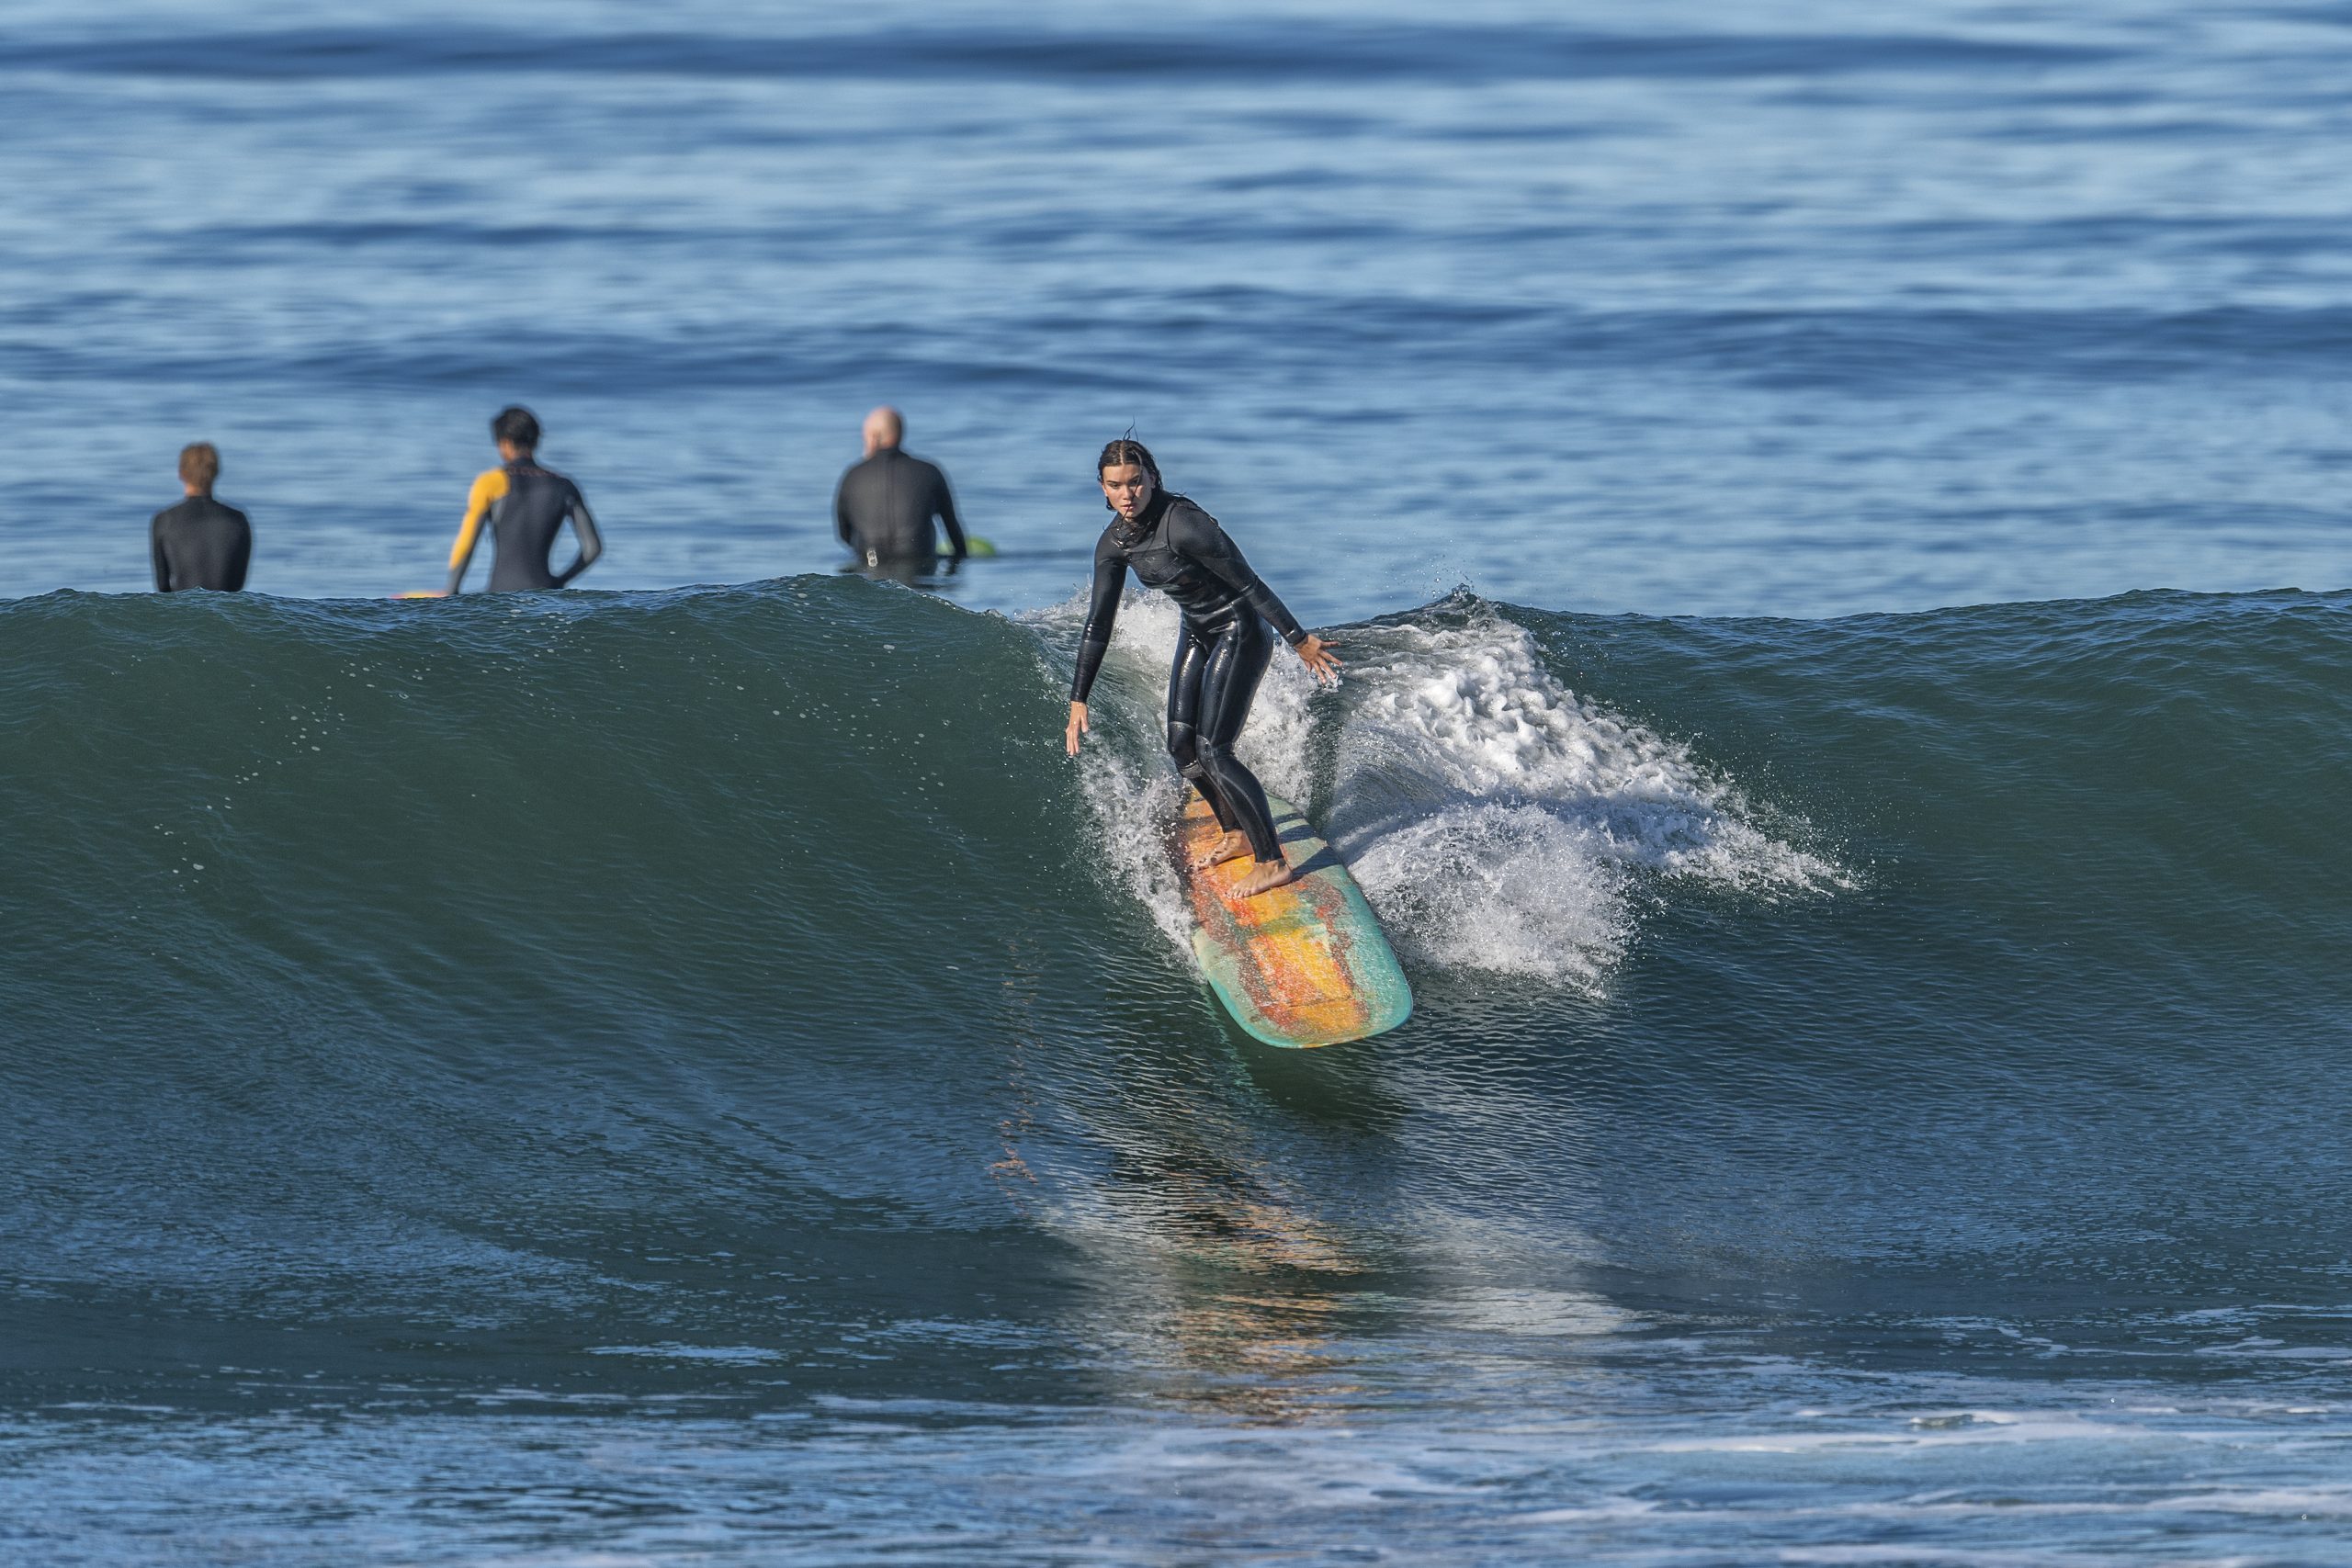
[8,581,2352,1560]
[7,582,2351,1331]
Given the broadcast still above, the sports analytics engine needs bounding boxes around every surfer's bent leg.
[1194,614,1283,864]
[1167,620,1239,833]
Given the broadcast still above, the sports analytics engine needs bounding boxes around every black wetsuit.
[834,448,967,566]
[1071,491,1307,863]
[446,458,603,594]
[151,495,253,592]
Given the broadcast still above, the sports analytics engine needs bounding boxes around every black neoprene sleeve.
[1170,510,1306,645]
[1069,549,1126,702]
[935,472,967,560]
[556,491,603,586]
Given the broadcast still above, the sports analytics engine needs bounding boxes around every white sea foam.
[1037,593,1843,988]
[1328,612,1844,984]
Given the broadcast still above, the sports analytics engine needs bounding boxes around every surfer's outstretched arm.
[1164,508,1344,684]
[1065,536,1127,753]
[1166,508,1301,640]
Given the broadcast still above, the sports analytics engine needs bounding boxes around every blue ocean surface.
[6,3,2352,1563]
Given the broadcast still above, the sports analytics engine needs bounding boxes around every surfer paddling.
[1063,439,1341,897]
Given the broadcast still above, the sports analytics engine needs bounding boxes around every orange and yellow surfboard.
[1173,792,1413,1049]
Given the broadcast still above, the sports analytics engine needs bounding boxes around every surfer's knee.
[1167,720,1201,770]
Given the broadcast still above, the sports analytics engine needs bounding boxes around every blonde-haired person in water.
[151,441,252,592]
[1063,438,1341,898]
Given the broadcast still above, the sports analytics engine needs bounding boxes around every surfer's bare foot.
[1194,829,1251,869]
[1231,859,1298,897]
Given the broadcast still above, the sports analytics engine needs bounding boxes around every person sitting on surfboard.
[1064,438,1342,898]
[441,406,604,595]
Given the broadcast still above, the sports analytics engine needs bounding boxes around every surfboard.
[1171,791,1412,1049]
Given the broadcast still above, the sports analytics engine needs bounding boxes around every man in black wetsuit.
[1064,439,1341,898]
[443,405,604,595]
[833,407,967,571]
[151,442,252,592]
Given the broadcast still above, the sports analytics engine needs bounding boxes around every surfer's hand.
[1296,635,1343,686]
[1065,701,1090,756]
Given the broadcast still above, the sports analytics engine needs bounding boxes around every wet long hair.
[1097,437,1162,512]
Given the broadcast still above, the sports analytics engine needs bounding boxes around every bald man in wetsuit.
[152,442,252,592]
[443,405,604,595]
[833,407,967,571]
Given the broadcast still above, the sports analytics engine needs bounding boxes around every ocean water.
[7,3,2352,1564]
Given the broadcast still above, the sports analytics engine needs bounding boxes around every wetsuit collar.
[1112,488,1170,548]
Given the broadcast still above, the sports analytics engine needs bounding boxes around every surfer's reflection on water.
[1037,983,1625,1423]
[1050,1018,1407,1423]
[1096,1150,1374,1425]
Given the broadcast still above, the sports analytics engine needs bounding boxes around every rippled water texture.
[8,3,2352,1564]
[9,0,2352,615]
[7,581,2352,1563]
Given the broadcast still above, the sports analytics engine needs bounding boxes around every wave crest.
[1043,592,1841,988]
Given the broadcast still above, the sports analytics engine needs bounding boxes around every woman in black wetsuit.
[1064,439,1343,897]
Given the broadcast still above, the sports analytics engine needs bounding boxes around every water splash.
[1035,592,1842,988]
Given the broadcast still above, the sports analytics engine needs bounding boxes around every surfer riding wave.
[1064,439,1342,897]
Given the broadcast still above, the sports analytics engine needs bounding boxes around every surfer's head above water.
[177,441,220,498]
[1097,438,1160,522]
[492,405,539,460]
[862,406,905,458]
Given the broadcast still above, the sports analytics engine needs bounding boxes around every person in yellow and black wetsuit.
[444,406,604,594]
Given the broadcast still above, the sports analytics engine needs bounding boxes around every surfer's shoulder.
[1159,494,1222,547]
